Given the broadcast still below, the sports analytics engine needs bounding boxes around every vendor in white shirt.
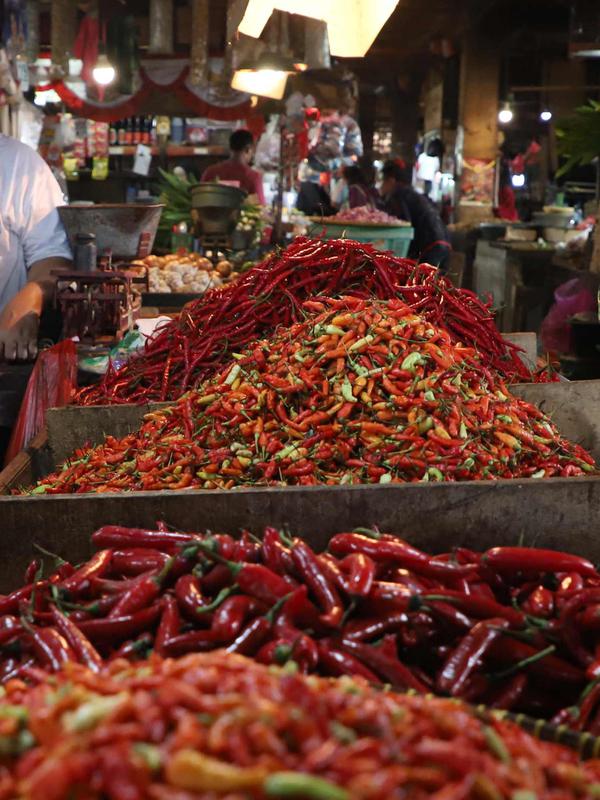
[0,134,72,361]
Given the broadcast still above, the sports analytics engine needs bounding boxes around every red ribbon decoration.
[40,65,252,123]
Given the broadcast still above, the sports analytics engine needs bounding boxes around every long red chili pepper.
[5,523,600,733]
[77,604,162,644]
[24,624,74,672]
[154,595,181,655]
[30,295,591,496]
[109,556,175,618]
[91,526,198,551]
[436,618,510,696]
[290,539,343,627]
[49,606,102,671]
[60,550,113,594]
[341,636,429,692]
[483,547,597,578]
[76,237,542,408]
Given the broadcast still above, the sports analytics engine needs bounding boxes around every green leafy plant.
[556,100,600,177]
[156,168,195,233]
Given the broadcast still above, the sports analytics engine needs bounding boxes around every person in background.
[0,134,72,362]
[495,163,519,222]
[380,160,451,271]
[201,129,265,205]
[343,165,379,209]
[296,181,335,217]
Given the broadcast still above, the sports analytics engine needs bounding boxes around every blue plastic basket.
[308,219,414,257]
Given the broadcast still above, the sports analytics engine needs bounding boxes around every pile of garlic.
[133,252,233,295]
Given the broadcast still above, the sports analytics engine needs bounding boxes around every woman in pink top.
[201,129,265,204]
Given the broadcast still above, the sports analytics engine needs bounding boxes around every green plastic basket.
[308,219,414,258]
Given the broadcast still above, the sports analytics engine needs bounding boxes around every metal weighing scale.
[190,183,245,264]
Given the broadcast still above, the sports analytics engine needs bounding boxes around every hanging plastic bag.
[4,339,77,465]
[540,278,596,355]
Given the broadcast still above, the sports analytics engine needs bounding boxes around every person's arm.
[0,257,71,361]
[252,170,266,205]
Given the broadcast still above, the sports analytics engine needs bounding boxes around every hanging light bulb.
[540,109,552,122]
[92,53,116,86]
[498,102,513,124]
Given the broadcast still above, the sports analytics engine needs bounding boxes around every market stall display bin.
[6,378,592,484]
[0,379,599,591]
[2,477,600,593]
[309,219,414,257]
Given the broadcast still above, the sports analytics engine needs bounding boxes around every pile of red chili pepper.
[4,524,600,734]
[4,650,600,800]
[76,237,538,407]
[31,296,594,494]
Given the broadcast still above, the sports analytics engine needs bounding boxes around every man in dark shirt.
[380,160,450,271]
[202,129,265,204]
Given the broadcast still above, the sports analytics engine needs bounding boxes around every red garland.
[42,65,252,123]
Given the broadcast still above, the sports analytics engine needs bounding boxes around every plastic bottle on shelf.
[142,116,151,145]
[124,117,134,145]
[171,117,184,144]
[133,117,142,145]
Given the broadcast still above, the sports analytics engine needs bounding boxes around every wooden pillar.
[26,0,40,62]
[423,67,443,135]
[148,0,173,55]
[457,30,500,221]
[222,0,247,86]
[189,0,209,86]
[51,0,77,71]
[391,75,421,162]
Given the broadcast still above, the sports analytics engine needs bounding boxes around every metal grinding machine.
[56,204,163,344]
